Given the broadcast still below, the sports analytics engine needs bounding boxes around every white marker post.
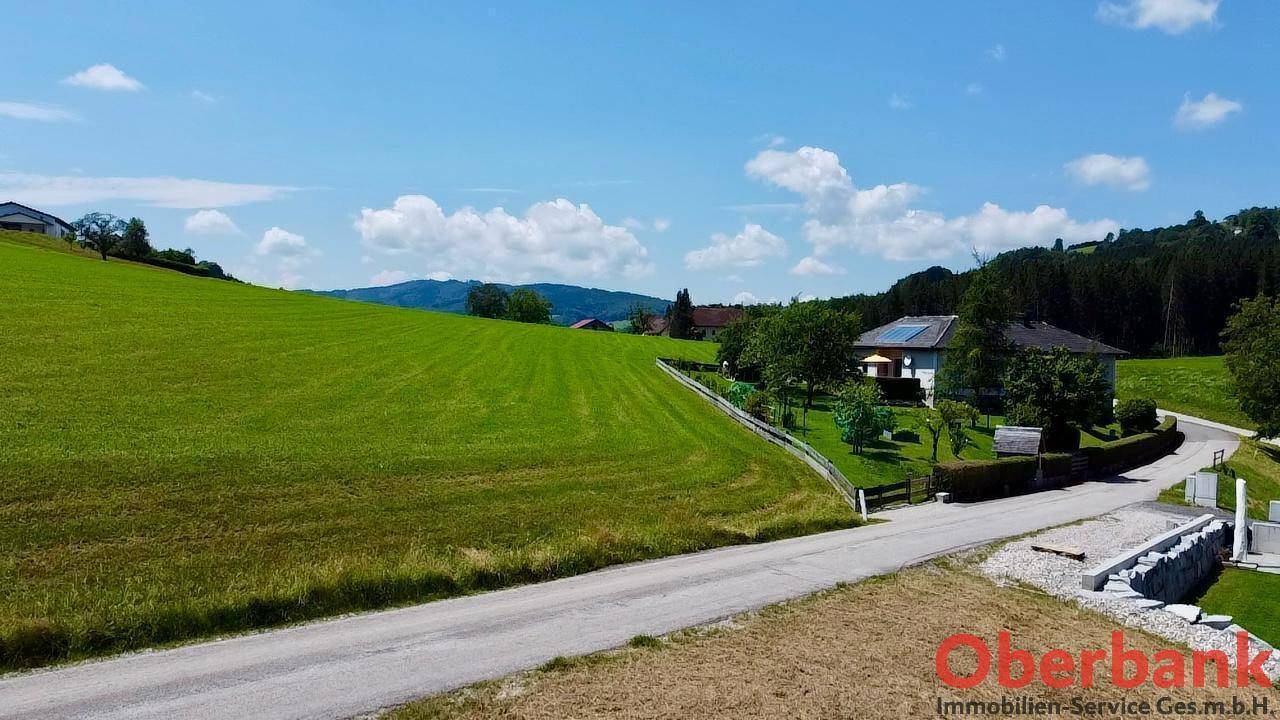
[1233,477,1248,562]
[857,488,868,522]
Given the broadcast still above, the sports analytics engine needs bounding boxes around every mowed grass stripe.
[0,233,854,669]
[1116,355,1252,431]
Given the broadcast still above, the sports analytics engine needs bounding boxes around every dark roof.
[855,315,958,349]
[1002,320,1127,356]
[994,426,1043,456]
[569,317,611,330]
[855,315,1127,356]
[691,306,744,328]
[0,201,74,231]
[645,316,669,334]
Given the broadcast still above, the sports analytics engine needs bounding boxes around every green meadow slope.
[0,232,852,669]
[1116,356,1252,430]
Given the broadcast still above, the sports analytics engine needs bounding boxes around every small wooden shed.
[993,426,1044,457]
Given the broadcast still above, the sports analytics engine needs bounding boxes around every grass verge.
[387,563,1270,719]
[1190,568,1280,647]
[1158,440,1280,520]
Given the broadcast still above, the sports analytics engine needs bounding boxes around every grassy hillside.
[1158,439,1280,520]
[1116,356,1252,430]
[0,232,851,669]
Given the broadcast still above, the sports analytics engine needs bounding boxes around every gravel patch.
[981,507,1280,679]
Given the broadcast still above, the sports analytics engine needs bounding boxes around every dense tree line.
[70,212,236,281]
[828,208,1280,356]
[465,283,553,324]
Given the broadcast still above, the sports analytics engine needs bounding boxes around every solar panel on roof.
[876,324,928,342]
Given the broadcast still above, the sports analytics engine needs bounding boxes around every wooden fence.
[860,474,938,511]
[655,358,861,513]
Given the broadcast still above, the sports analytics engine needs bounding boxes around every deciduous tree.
[117,217,152,259]
[72,212,126,261]
[1003,346,1111,451]
[505,288,552,324]
[625,303,656,334]
[1222,295,1280,438]
[466,283,509,319]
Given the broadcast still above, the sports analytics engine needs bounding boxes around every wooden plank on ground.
[1031,543,1086,561]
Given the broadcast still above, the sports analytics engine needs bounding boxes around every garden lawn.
[1117,356,1252,431]
[1158,440,1280,520]
[0,232,853,670]
[796,402,994,487]
[1190,568,1280,647]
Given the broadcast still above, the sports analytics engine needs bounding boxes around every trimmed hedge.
[937,452,1075,501]
[1082,416,1180,476]
[936,456,1035,501]
[937,417,1181,502]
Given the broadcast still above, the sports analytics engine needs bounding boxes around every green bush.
[1042,423,1081,452]
[1082,416,1179,475]
[936,452,1077,502]
[743,392,772,424]
[1116,398,1159,437]
[1041,452,1074,479]
[727,381,757,409]
[936,456,1037,501]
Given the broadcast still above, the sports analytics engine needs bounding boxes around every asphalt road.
[0,418,1238,720]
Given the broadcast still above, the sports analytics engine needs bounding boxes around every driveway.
[0,417,1239,720]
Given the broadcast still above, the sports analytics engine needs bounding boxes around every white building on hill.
[0,201,74,238]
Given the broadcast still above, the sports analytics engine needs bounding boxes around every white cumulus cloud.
[732,291,759,305]
[684,224,787,270]
[256,227,315,259]
[745,146,1117,262]
[354,195,651,282]
[1064,153,1151,191]
[1097,0,1219,33]
[0,172,297,208]
[1174,92,1242,130]
[184,209,243,235]
[790,256,845,276]
[62,64,145,92]
[0,101,78,122]
[370,269,416,286]
[652,217,671,232]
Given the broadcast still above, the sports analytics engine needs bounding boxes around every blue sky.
[4,0,1276,304]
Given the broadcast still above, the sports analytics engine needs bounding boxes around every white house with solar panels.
[852,315,1127,405]
[0,201,74,238]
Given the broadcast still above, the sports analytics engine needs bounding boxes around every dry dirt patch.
[387,563,1274,719]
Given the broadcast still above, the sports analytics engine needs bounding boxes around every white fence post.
[857,488,868,521]
[1233,477,1248,561]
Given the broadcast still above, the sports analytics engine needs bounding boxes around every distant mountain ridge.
[309,279,670,324]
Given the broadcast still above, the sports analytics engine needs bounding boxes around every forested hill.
[309,279,669,325]
[829,207,1280,356]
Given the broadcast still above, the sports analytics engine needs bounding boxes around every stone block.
[1165,604,1202,622]
[1197,614,1234,630]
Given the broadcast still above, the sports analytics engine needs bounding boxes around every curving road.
[0,417,1239,720]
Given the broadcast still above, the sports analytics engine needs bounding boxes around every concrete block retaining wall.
[1252,521,1280,554]
[1116,520,1230,603]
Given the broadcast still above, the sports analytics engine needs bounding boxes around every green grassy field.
[1190,568,1280,647]
[0,232,854,669]
[1116,356,1252,430]
[1158,440,1280,520]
